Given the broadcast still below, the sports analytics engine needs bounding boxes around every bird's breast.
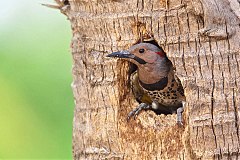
[140,74,185,107]
[139,77,168,91]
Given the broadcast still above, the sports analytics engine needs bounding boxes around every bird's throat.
[137,64,169,84]
[139,77,168,91]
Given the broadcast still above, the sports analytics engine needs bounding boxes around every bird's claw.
[127,107,142,121]
[127,103,150,121]
[177,121,184,127]
[177,106,184,127]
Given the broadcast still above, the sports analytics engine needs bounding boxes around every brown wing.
[174,75,186,102]
[130,71,152,104]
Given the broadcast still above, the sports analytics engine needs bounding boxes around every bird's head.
[106,43,167,66]
[107,42,173,83]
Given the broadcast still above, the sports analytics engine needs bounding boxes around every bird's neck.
[138,59,172,84]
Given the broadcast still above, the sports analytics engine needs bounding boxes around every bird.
[107,41,186,125]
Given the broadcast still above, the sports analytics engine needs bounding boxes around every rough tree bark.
[56,0,240,159]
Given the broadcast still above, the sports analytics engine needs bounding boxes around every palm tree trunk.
[58,0,240,159]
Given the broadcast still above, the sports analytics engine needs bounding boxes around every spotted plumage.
[130,67,185,116]
[140,70,185,113]
[107,41,186,125]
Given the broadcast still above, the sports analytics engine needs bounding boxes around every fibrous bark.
[56,0,240,159]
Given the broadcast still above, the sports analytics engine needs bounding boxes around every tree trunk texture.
[60,0,240,159]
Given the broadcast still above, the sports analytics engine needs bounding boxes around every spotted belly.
[141,77,185,107]
[145,89,182,107]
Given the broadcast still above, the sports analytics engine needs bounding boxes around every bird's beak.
[107,50,147,64]
[106,50,135,59]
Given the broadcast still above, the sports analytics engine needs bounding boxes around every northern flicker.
[107,42,186,125]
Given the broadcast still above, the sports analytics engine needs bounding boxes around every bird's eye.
[139,48,145,53]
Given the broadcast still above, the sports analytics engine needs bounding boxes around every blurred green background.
[0,0,73,159]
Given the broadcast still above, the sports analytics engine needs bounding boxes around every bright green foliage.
[0,1,73,159]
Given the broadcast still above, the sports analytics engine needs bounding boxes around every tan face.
[129,45,159,64]
[106,43,165,66]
